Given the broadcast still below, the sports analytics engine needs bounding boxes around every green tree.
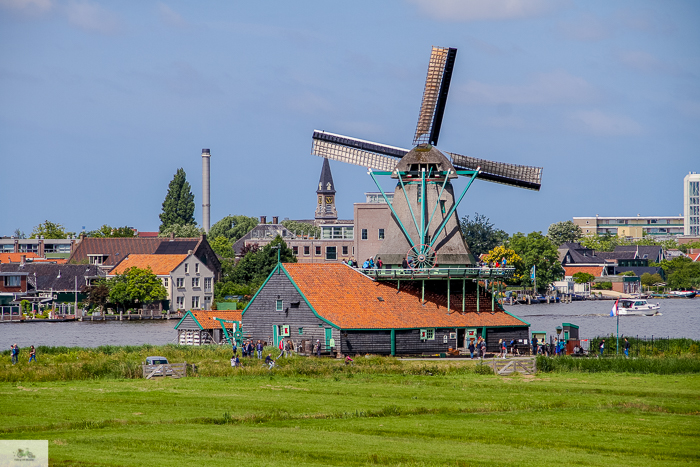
[459,213,508,258]
[572,272,595,284]
[678,240,700,253]
[657,256,700,290]
[86,225,135,238]
[579,233,631,252]
[507,232,564,291]
[108,267,168,311]
[85,279,111,312]
[210,235,234,258]
[13,228,26,239]
[281,220,320,238]
[547,221,583,247]
[30,220,75,239]
[158,223,203,238]
[159,168,195,232]
[230,236,296,290]
[640,272,664,287]
[209,215,259,242]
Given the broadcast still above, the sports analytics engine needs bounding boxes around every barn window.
[426,328,435,340]
[290,302,300,308]
[298,327,303,335]
[276,300,283,311]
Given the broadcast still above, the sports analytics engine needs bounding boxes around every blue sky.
[1,0,699,236]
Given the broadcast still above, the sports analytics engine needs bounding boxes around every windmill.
[312,46,543,269]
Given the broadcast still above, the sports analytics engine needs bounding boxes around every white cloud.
[617,50,664,72]
[0,0,51,14]
[64,1,120,34]
[407,0,568,21]
[157,2,187,28]
[459,70,598,105]
[569,110,642,136]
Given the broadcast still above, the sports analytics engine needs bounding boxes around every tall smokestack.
[202,148,211,234]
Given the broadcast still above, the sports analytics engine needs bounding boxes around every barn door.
[273,325,280,347]
[324,328,332,350]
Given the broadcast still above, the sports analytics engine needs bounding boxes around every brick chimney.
[260,216,267,224]
[20,255,26,266]
[273,216,279,224]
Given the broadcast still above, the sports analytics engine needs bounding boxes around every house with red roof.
[242,263,529,356]
[174,310,242,345]
[108,253,215,311]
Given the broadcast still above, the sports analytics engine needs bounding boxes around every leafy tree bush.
[572,272,595,284]
[281,220,320,238]
[159,168,195,232]
[210,236,234,258]
[483,245,523,283]
[507,232,564,291]
[459,213,507,258]
[158,223,202,238]
[108,267,167,311]
[86,225,135,237]
[209,215,259,242]
[547,220,583,246]
[30,220,75,239]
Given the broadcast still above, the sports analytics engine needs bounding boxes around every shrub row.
[536,355,700,374]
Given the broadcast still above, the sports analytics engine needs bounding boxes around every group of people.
[230,338,308,370]
[477,257,509,269]
[342,257,384,270]
[9,344,36,364]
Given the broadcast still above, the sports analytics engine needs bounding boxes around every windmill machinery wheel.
[406,244,437,270]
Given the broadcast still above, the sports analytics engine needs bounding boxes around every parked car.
[144,356,172,376]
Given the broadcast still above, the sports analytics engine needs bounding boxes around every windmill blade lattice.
[413,46,457,147]
[447,151,543,191]
[312,131,403,172]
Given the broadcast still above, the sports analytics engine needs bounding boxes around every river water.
[1,299,698,349]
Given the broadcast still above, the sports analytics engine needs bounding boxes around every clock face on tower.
[325,196,333,204]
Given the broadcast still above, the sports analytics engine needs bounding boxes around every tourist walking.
[624,338,630,358]
[28,345,36,363]
[501,339,507,358]
[480,338,486,359]
[376,257,383,269]
[256,340,263,359]
[599,339,605,357]
[468,340,475,359]
[277,339,284,359]
[316,339,321,357]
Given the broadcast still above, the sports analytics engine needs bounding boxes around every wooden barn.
[242,263,529,356]
[174,310,241,345]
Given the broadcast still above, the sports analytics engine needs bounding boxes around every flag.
[530,265,536,280]
[610,299,618,317]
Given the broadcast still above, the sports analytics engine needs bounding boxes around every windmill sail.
[413,46,457,147]
[312,130,542,191]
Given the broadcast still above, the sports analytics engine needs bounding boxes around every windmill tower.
[312,46,543,269]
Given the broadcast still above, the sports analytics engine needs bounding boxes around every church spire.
[315,158,338,222]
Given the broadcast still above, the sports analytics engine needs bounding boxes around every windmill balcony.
[360,267,516,281]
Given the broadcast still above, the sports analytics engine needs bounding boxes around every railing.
[360,267,516,280]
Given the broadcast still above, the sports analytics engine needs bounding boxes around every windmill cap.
[202,149,210,154]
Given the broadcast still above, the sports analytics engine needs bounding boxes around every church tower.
[315,158,338,223]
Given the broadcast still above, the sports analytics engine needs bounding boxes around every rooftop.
[108,254,188,276]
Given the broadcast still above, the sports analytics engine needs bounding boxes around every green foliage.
[592,281,612,290]
[108,267,167,310]
[20,300,31,314]
[640,272,664,286]
[214,281,252,299]
[210,235,234,258]
[459,213,508,258]
[656,256,700,290]
[678,240,700,253]
[579,233,630,252]
[209,215,259,242]
[483,245,523,283]
[85,279,110,311]
[547,220,583,246]
[537,356,700,374]
[86,225,135,237]
[229,236,296,288]
[617,271,636,276]
[158,223,202,238]
[159,168,195,232]
[507,231,564,290]
[281,220,320,238]
[30,220,75,239]
[572,272,595,284]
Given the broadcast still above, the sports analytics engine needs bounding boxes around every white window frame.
[192,295,200,309]
[176,296,184,309]
[192,277,200,287]
[184,263,189,274]
[176,277,184,288]
[204,277,212,292]
[276,299,283,311]
[378,229,385,240]
[195,263,199,274]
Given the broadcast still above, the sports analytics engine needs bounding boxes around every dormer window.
[88,254,107,265]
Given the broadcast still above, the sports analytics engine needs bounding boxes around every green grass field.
[1,356,698,466]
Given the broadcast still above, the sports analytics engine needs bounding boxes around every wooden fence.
[141,363,187,379]
[490,357,537,376]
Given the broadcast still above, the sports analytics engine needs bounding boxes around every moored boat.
[667,290,697,298]
[617,299,660,316]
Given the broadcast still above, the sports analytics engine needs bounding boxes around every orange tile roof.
[190,310,242,329]
[0,253,41,263]
[563,266,605,277]
[108,254,187,276]
[687,253,700,262]
[281,263,527,329]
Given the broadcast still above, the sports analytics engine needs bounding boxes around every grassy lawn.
[1,365,698,466]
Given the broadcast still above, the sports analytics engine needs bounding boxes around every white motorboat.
[617,299,660,316]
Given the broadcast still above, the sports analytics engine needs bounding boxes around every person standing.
[28,345,36,363]
[468,340,475,359]
[480,338,486,359]
[10,344,17,365]
[316,339,321,357]
[256,340,263,359]
[599,339,605,357]
[624,338,630,358]
[501,339,507,359]
[376,257,383,269]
